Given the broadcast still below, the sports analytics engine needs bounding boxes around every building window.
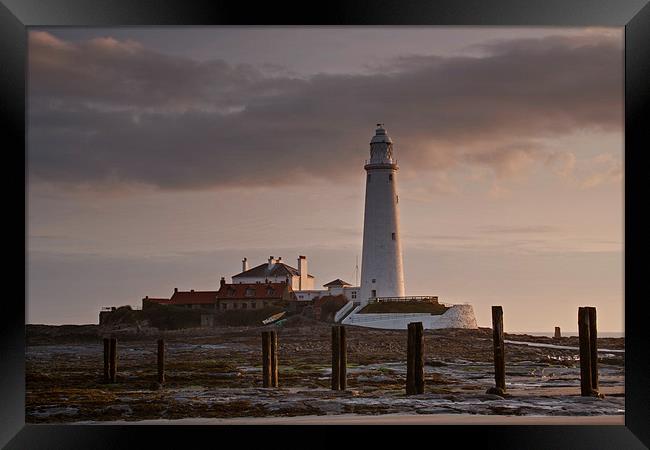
[396,195,399,203]
[388,174,393,181]
[267,288,274,295]
[371,289,377,298]
[245,288,255,297]
[222,303,228,310]
[372,278,376,283]
[351,291,357,299]
[299,295,304,299]
[242,303,247,309]
[392,232,396,240]
[251,302,256,309]
[263,301,269,307]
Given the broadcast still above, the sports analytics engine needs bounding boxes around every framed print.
[2,0,649,448]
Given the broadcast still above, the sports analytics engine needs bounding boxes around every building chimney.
[174,288,178,293]
[220,277,226,287]
[242,257,248,272]
[298,255,308,290]
[268,256,275,269]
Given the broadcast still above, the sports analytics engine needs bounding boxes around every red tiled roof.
[143,291,219,306]
[217,282,288,300]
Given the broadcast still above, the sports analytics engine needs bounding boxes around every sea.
[513,331,624,338]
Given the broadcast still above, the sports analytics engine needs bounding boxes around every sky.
[27,27,624,332]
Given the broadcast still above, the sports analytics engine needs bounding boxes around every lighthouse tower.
[358,124,405,304]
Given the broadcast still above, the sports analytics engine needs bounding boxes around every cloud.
[545,151,577,177]
[28,30,623,191]
[462,143,539,179]
[579,153,623,189]
[478,225,561,234]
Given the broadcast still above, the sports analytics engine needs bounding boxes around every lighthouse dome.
[370,123,393,144]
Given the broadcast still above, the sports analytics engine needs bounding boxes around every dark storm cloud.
[28,31,622,190]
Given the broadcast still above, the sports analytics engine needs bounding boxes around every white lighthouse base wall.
[341,304,478,330]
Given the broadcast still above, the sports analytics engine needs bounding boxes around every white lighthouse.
[358,124,406,304]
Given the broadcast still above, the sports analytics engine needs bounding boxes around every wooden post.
[157,339,165,384]
[331,326,340,390]
[578,307,592,396]
[262,331,271,388]
[414,322,425,394]
[554,327,561,339]
[339,326,347,390]
[406,323,416,395]
[487,306,506,395]
[270,330,279,388]
[103,338,110,382]
[587,307,599,393]
[108,337,117,383]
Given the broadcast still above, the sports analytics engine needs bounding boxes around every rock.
[485,386,506,397]
[357,375,392,382]
[103,404,133,415]
[31,407,79,418]
[478,393,507,401]
[210,372,242,379]
[425,360,447,367]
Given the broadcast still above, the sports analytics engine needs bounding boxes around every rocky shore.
[26,318,624,423]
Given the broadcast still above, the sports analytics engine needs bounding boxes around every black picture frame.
[2,0,649,448]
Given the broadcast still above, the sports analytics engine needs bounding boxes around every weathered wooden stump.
[587,307,599,394]
[578,307,592,396]
[331,325,341,390]
[339,326,347,390]
[108,337,117,383]
[331,325,347,391]
[103,338,110,382]
[270,330,279,388]
[578,306,602,397]
[406,323,415,395]
[413,322,424,394]
[486,306,506,396]
[262,331,272,388]
[157,338,165,384]
[406,322,424,395]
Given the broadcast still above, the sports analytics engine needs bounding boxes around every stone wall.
[343,304,478,330]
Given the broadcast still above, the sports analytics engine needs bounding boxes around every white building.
[294,279,360,303]
[322,279,359,301]
[232,255,315,291]
[232,255,361,303]
[358,124,406,304]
